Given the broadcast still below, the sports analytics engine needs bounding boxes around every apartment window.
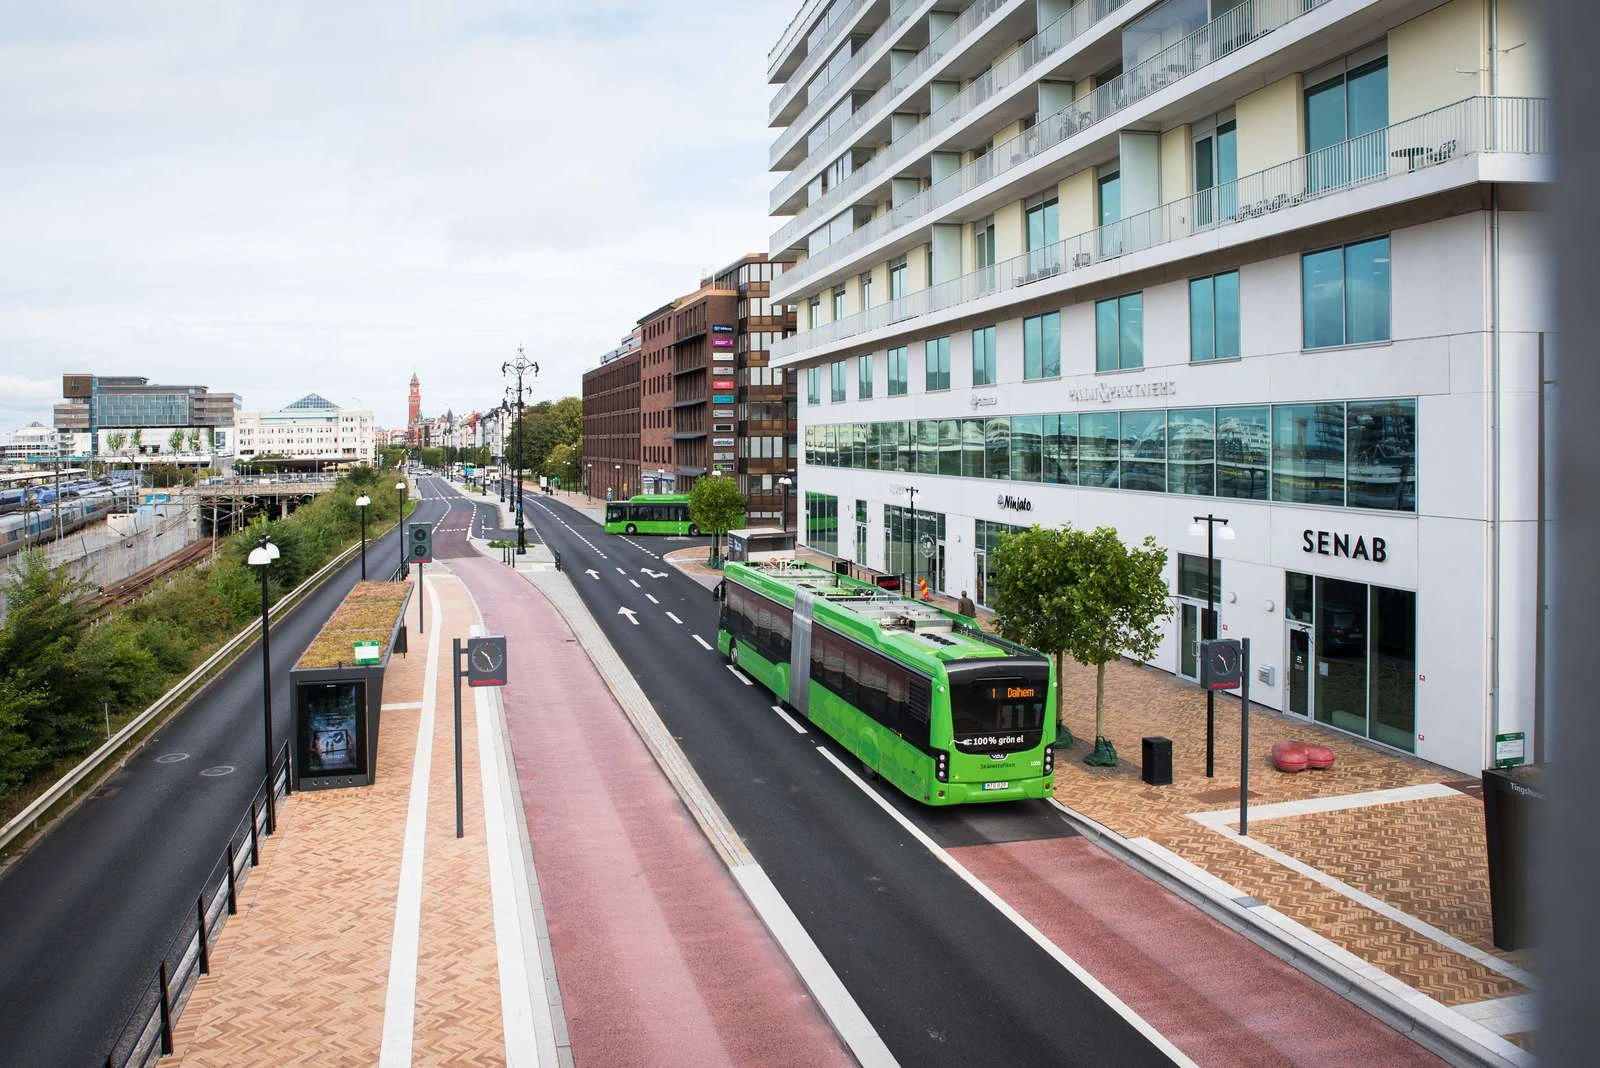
[972,325,996,386]
[1025,198,1058,251]
[908,336,946,393]
[858,354,873,399]
[1098,172,1121,258]
[860,271,873,309]
[1306,57,1388,190]
[832,286,846,321]
[887,346,909,396]
[1095,293,1143,371]
[830,360,847,403]
[806,366,822,405]
[1194,121,1238,225]
[1023,312,1060,380]
[808,296,822,330]
[889,260,908,301]
[974,216,996,270]
[1190,272,1240,361]
[1303,236,1391,348]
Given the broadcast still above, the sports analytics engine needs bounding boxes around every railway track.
[83,539,212,614]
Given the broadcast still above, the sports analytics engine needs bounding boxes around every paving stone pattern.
[1049,656,1530,1009]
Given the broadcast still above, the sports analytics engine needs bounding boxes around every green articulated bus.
[717,561,1056,805]
[603,494,704,536]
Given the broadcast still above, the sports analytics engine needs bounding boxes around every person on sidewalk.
[956,590,976,618]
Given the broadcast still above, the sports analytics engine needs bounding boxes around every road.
[0,488,450,1067]
[513,484,1175,1067]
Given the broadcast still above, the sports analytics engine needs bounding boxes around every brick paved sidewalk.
[1049,656,1536,1063]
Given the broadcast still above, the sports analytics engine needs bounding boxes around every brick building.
[670,282,738,491]
[580,330,641,500]
[713,254,797,528]
[638,299,679,494]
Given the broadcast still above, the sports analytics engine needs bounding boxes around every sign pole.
[417,561,425,634]
[1239,637,1251,837]
[452,639,464,839]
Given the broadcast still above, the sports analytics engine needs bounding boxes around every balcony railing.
[772,0,1009,168]
[771,0,1333,288]
[772,96,1550,360]
[771,0,1135,219]
[769,0,877,122]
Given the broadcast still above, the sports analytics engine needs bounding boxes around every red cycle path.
[452,556,850,1068]
[954,837,1446,1067]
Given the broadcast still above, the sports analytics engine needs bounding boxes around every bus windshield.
[605,503,628,524]
[948,673,1048,752]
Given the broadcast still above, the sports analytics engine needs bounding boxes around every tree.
[167,429,185,453]
[993,525,1170,767]
[511,396,582,476]
[545,442,580,489]
[688,475,746,566]
[105,431,127,456]
[187,429,202,454]
[130,429,143,453]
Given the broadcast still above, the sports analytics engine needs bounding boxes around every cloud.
[0,0,797,428]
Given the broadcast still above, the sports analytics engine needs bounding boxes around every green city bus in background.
[603,494,702,535]
[717,561,1056,805]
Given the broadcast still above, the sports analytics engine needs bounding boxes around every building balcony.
[770,0,1143,224]
[770,0,944,170]
[772,96,1551,364]
[770,0,880,123]
[672,430,709,441]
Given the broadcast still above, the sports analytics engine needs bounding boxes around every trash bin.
[1482,764,1544,950]
[1141,737,1173,787]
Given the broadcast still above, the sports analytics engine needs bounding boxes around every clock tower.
[407,373,421,445]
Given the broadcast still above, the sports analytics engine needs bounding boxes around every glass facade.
[804,398,1415,510]
[1095,293,1144,371]
[1303,236,1391,348]
[885,505,945,591]
[805,491,839,556]
[1288,571,1415,753]
[1189,272,1240,362]
[95,392,192,428]
[972,325,996,386]
[1023,312,1060,380]
[974,519,1026,606]
[1305,57,1388,191]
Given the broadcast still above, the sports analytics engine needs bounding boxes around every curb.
[1046,798,1531,1068]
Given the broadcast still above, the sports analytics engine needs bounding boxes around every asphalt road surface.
[514,484,1175,1067]
[0,490,450,1067]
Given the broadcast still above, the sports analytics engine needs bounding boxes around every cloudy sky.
[1,0,797,431]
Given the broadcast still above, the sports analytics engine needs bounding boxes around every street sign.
[1494,731,1526,768]
[1201,638,1243,690]
[352,640,381,665]
[407,523,432,563]
[466,636,507,687]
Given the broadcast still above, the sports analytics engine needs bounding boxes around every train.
[0,479,135,558]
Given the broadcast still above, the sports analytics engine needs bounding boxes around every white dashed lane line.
[772,705,807,734]
[645,594,659,604]
[666,612,683,625]
[726,665,753,685]
[692,634,712,651]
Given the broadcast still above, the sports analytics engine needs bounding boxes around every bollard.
[554,548,561,572]
[196,896,210,975]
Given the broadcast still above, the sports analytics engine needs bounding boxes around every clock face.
[470,643,503,672]
[1210,645,1238,676]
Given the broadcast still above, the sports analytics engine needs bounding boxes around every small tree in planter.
[688,475,745,567]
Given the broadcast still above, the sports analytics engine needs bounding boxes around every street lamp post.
[1189,514,1235,777]
[502,348,539,555]
[247,536,281,834]
[777,475,793,534]
[496,406,506,503]
[394,481,407,578]
[356,494,371,579]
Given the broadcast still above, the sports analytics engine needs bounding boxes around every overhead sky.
[1,0,798,431]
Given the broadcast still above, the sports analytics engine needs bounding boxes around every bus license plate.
[982,781,1010,791]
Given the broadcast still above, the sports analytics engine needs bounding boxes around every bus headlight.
[935,751,948,783]
[1043,745,1054,775]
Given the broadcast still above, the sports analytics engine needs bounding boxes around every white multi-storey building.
[235,394,376,465]
[766,0,1550,775]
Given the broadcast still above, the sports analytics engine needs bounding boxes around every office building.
[766,0,1550,774]
[53,374,238,463]
[235,394,376,466]
[582,332,643,499]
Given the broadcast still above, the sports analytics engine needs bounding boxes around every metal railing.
[768,0,876,121]
[770,0,1136,223]
[104,742,291,1067]
[772,0,1332,286]
[771,0,1003,168]
[773,96,1550,358]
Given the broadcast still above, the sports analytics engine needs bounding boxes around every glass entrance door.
[1314,577,1369,736]
[855,523,867,565]
[973,550,987,605]
[1180,602,1200,680]
[1287,624,1312,716]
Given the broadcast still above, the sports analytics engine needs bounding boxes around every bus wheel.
[688,524,700,536]
[625,523,637,534]
[861,759,879,781]
[728,642,738,665]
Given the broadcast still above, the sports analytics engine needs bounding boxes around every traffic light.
[407,523,432,564]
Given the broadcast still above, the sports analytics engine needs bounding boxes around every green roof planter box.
[290,581,413,791]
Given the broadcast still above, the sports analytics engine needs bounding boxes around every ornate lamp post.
[394,481,407,577]
[502,348,539,555]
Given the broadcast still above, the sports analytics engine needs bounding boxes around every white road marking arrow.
[585,569,600,579]
[642,568,667,579]
[617,606,640,625]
